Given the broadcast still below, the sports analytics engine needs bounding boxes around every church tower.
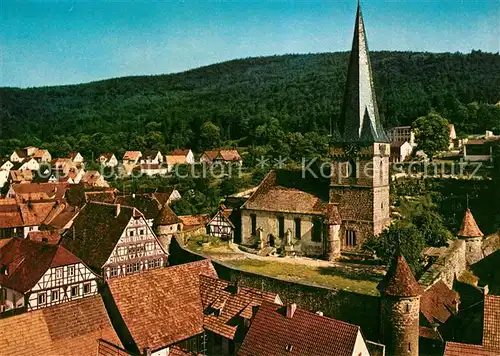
[457,208,484,265]
[329,3,390,250]
[378,254,422,356]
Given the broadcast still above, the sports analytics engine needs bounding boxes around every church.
[240,4,390,260]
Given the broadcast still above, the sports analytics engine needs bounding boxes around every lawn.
[222,258,383,296]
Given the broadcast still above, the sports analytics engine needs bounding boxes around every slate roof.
[483,295,500,352]
[107,260,217,352]
[115,194,161,220]
[457,208,484,238]
[420,280,459,325]
[243,170,329,215]
[377,254,423,297]
[0,295,122,356]
[339,4,388,143]
[238,301,362,356]
[200,275,281,341]
[0,238,82,293]
[59,202,135,270]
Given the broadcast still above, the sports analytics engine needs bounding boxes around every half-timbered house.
[60,202,168,280]
[0,238,98,313]
[207,206,235,241]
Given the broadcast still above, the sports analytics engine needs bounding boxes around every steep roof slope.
[457,208,484,238]
[377,254,423,297]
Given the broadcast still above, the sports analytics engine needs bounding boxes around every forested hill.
[1,51,499,157]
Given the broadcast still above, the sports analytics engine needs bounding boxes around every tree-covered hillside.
[1,51,499,157]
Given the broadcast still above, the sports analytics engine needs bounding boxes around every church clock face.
[345,144,359,157]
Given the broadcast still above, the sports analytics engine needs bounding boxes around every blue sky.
[1,0,499,88]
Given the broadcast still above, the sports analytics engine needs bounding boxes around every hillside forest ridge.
[1,51,499,158]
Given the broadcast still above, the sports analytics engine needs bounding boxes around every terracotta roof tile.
[0,295,122,356]
[166,155,188,165]
[123,151,142,160]
[180,214,210,230]
[59,202,135,270]
[238,301,361,356]
[107,260,217,351]
[97,339,132,356]
[11,182,68,202]
[377,254,423,297]
[171,149,191,156]
[419,326,443,341]
[202,150,220,162]
[420,280,459,325]
[200,275,281,341]
[458,208,484,238]
[0,201,23,228]
[444,342,497,356]
[155,204,182,225]
[218,150,242,162]
[0,238,82,293]
[27,230,62,244]
[85,190,117,204]
[483,295,500,351]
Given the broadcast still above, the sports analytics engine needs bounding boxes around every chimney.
[233,280,240,295]
[316,311,323,316]
[116,204,121,217]
[286,303,297,318]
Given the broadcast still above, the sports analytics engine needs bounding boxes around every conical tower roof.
[377,254,423,297]
[340,4,389,143]
[457,208,484,238]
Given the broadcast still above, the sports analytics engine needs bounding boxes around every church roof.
[340,4,389,143]
[377,254,423,297]
[457,208,484,238]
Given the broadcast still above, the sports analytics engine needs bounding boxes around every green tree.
[199,121,221,150]
[412,111,450,159]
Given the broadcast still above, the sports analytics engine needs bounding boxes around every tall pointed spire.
[340,4,389,143]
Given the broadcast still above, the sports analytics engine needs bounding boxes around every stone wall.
[169,238,382,340]
[419,240,466,290]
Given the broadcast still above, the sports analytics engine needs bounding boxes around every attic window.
[285,344,293,352]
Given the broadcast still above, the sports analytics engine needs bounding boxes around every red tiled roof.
[180,214,210,229]
[238,301,361,356]
[0,238,82,293]
[444,342,497,356]
[483,295,500,352]
[155,204,182,225]
[166,155,187,165]
[0,296,122,356]
[11,182,68,202]
[171,149,191,156]
[219,150,242,161]
[0,201,23,228]
[107,260,218,352]
[457,208,484,238]
[420,280,459,325]
[123,151,141,160]
[419,326,443,341]
[202,150,220,162]
[19,200,67,226]
[97,339,132,356]
[377,254,423,297]
[27,230,62,244]
[200,275,281,340]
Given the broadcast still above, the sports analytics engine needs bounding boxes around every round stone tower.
[457,208,484,265]
[377,254,423,356]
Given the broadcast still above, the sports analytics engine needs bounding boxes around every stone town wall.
[419,240,466,290]
[169,238,382,340]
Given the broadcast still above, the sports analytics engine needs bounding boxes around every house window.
[38,293,46,305]
[55,268,62,279]
[294,218,301,239]
[140,229,144,235]
[311,218,322,242]
[278,216,285,238]
[250,214,257,235]
[148,260,155,269]
[71,286,79,297]
[345,230,356,247]
[155,259,162,268]
[127,264,133,274]
[129,230,134,237]
[83,283,91,295]
[110,267,118,277]
[51,290,59,301]
[134,263,140,272]
[68,266,74,276]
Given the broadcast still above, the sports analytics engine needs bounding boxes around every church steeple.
[340,4,389,143]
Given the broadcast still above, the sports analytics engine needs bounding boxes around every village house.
[387,126,416,147]
[67,151,85,164]
[200,275,282,355]
[155,203,183,236]
[463,132,500,161]
[200,150,243,166]
[238,301,372,356]
[18,157,40,171]
[60,202,168,279]
[27,229,62,244]
[390,141,413,163]
[0,199,24,238]
[0,160,14,188]
[9,146,38,163]
[123,151,142,165]
[97,153,119,167]
[0,295,123,356]
[32,149,52,163]
[0,238,99,313]
[104,260,218,356]
[444,295,500,356]
[207,205,235,241]
[7,182,68,202]
[8,169,34,184]
[0,159,14,171]
[171,149,195,164]
[139,163,169,176]
[140,150,163,164]
[81,170,109,187]
[179,214,211,240]
[165,154,189,172]
[114,193,163,227]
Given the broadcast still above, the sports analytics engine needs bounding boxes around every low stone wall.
[169,238,381,340]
